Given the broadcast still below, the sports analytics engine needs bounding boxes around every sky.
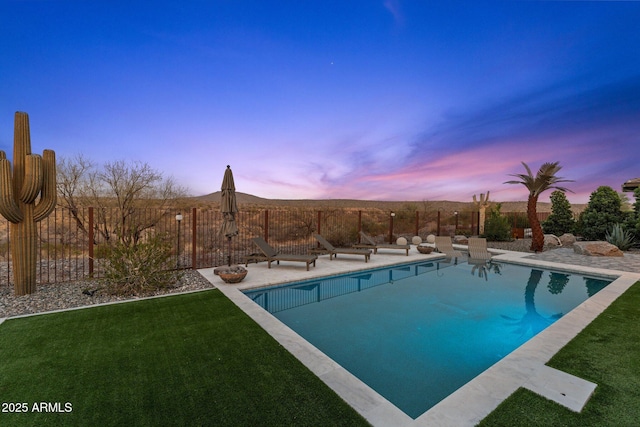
[1,1,639,204]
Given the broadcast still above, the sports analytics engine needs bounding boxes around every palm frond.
[505,161,574,196]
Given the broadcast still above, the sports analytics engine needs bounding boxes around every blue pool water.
[244,259,611,419]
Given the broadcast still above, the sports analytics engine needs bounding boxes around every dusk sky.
[2,1,639,204]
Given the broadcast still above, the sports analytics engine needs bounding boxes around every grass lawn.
[0,290,370,426]
[478,281,640,426]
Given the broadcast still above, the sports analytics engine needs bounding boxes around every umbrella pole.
[227,237,232,266]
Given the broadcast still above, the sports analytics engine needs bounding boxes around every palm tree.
[505,162,573,252]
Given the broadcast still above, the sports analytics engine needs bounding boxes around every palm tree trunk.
[528,195,544,252]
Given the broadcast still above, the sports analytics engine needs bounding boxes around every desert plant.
[605,223,635,251]
[57,155,187,247]
[324,227,358,247]
[0,112,57,295]
[543,190,575,236]
[482,204,512,241]
[578,186,625,240]
[102,233,182,296]
[472,192,491,234]
[504,162,573,252]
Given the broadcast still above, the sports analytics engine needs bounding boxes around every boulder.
[544,234,561,247]
[559,233,576,247]
[453,235,469,245]
[573,241,623,257]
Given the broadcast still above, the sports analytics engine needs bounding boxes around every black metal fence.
[0,207,487,286]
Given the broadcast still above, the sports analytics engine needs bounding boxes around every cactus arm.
[19,154,43,204]
[13,112,30,199]
[0,158,24,223]
[34,149,57,222]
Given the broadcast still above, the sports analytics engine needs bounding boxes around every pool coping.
[199,247,640,427]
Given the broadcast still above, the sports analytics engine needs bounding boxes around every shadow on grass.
[0,290,370,426]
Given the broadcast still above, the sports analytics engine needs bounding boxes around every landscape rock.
[453,235,469,245]
[559,233,576,247]
[573,241,623,257]
[544,234,561,247]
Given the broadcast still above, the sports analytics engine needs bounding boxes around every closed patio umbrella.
[220,165,239,266]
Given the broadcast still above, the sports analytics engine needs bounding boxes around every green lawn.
[478,281,640,426]
[0,290,370,426]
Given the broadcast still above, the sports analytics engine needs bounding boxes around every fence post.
[358,210,362,242]
[415,211,419,236]
[471,211,475,236]
[264,210,269,243]
[388,211,394,244]
[88,207,94,276]
[437,211,441,236]
[317,211,322,236]
[191,207,197,269]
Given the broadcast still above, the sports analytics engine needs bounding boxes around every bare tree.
[56,154,95,233]
[56,156,188,246]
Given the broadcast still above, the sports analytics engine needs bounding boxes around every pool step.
[523,365,597,412]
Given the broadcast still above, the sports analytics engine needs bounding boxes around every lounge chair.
[353,231,410,255]
[249,237,318,271]
[313,234,372,262]
[467,237,493,261]
[434,236,464,258]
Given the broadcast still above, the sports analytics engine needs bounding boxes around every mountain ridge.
[192,191,586,213]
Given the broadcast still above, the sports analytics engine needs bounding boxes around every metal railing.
[0,207,481,286]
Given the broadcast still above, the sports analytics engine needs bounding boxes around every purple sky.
[2,1,639,204]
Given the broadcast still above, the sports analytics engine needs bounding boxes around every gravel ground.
[485,239,535,252]
[0,270,215,319]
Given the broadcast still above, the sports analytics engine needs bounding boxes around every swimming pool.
[244,259,611,419]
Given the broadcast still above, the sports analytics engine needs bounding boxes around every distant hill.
[194,191,272,205]
[191,192,586,213]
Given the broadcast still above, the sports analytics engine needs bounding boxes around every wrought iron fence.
[0,207,481,286]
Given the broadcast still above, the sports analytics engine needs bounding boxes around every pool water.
[244,259,611,419]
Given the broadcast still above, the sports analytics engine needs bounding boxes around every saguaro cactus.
[0,112,57,295]
[472,191,491,234]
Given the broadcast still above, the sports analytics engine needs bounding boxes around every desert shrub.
[577,186,626,240]
[605,223,636,250]
[361,217,387,237]
[102,233,182,296]
[94,243,113,259]
[482,204,512,241]
[324,227,358,247]
[394,207,417,235]
[506,213,529,229]
[543,190,575,236]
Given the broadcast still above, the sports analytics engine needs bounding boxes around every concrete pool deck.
[199,246,640,427]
